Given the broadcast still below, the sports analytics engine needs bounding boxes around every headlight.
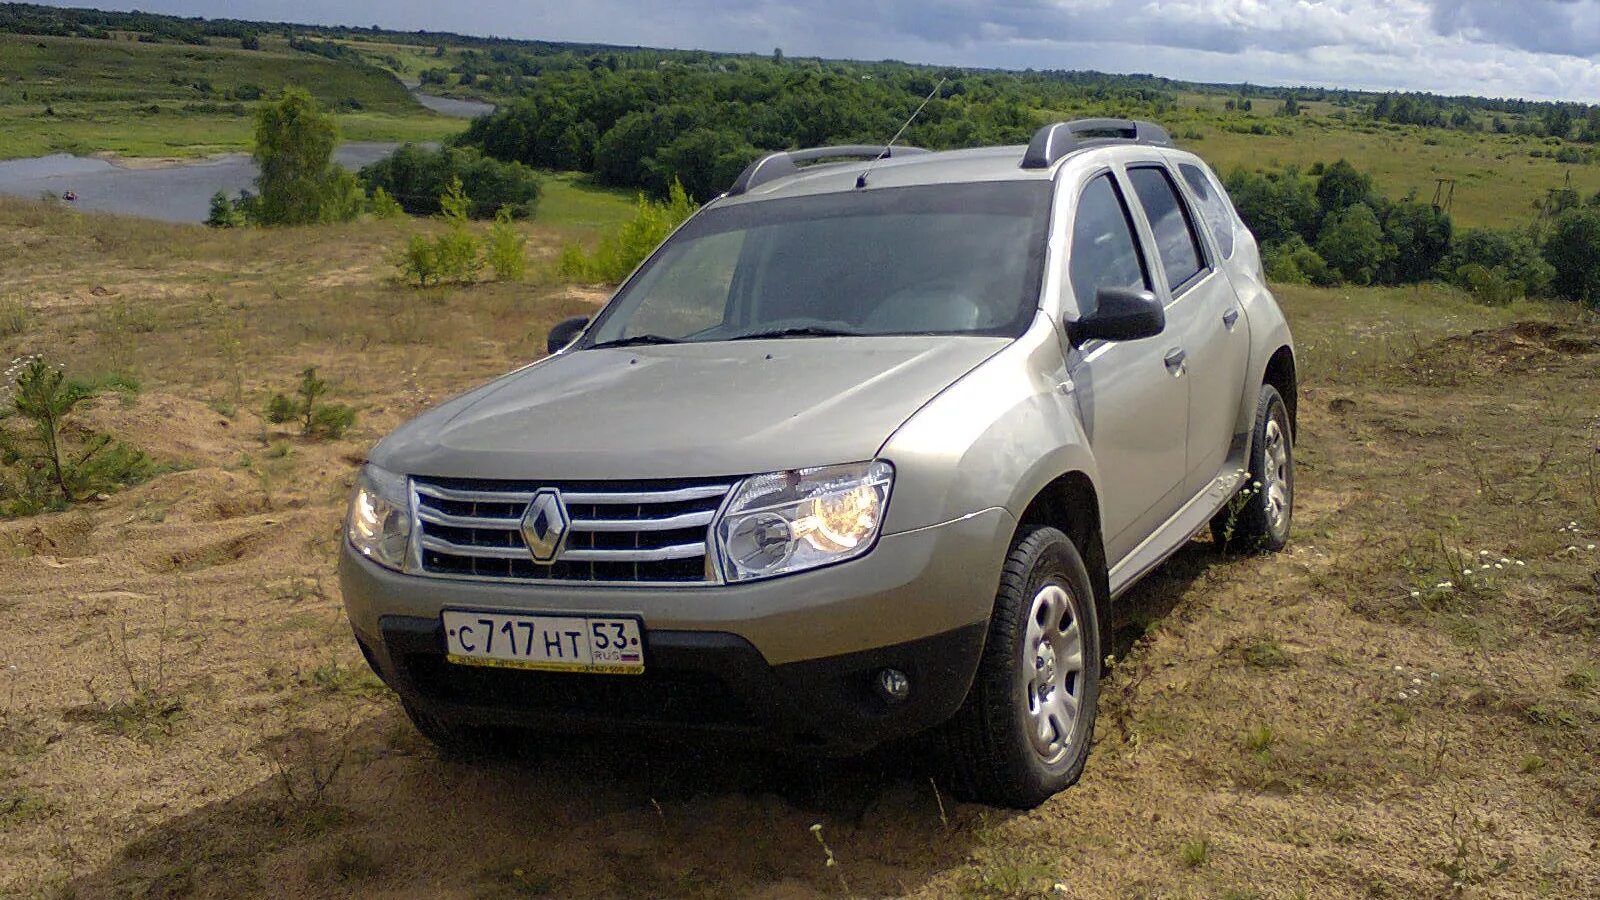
[716,461,893,582]
[347,464,411,572]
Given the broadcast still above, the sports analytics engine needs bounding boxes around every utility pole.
[1431,178,1456,214]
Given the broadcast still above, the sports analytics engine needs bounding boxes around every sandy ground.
[1,200,1598,899]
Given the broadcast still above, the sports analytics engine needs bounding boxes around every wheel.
[400,699,488,757]
[938,525,1101,809]
[1212,384,1294,552]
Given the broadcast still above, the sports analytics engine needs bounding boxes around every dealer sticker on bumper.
[442,610,644,675]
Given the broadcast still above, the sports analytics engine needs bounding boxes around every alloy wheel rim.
[1023,582,1086,764]
[1263,415,1291,534]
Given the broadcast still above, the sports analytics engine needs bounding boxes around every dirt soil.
[1,199,1598,899]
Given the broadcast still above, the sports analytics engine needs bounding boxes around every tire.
[1212,384,1294,553]
[938,525,1102,809]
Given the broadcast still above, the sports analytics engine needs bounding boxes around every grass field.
[0,198,1596,898]
[0,33,462,159]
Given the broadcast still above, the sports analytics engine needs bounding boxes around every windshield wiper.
[726,326,865,341]
[587,334,685,349]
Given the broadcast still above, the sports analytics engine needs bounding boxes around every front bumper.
[339,507,1015,751]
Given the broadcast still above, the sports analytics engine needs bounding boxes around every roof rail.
[726,144,930,196]
[1020,119,1173,169]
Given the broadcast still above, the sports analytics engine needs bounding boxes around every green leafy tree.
[251,87,339,226]
[240,31,259,50]
[1315,159,1375,225]
[1543,208,1600,305]
[1381,202,1452,283]
[1316,203,1393,286]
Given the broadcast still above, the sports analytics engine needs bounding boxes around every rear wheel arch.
[1262,345,1297,434]
[1016,471,1109,613]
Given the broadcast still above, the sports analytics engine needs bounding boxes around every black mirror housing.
[547,315,590,355]
[1070,287,1164,344]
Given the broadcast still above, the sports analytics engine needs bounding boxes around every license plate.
[441,610,644,675]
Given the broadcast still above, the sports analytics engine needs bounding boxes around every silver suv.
[340,119,1296,808]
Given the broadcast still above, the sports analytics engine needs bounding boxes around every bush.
[1224,167,1319,248]
[205,190,243,228]
[1316,203,1393,285]
[1544,208,1600,305]
[265,368,356,440]
[0,356,154,515]
[1263,236,1336,286]
[367,187,404,220]
[317,165,366,224]
[359,144,541,219]
[399,235,442,287]
[397,179,482,286]
[557,180,695,283]
[486,206,527,280]
[1447,228,1553,298]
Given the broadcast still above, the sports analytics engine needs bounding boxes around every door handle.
[1223,308,1240,329]
[1163,348,1187,374]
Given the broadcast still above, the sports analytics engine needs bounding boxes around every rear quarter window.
[1178,162,1235,259]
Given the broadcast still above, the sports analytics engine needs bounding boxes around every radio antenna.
[857,75,946,189]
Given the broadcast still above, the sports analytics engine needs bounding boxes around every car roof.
[711,120,1198,208]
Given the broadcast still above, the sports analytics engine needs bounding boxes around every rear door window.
[1178,162,1235,259]
[1068,174,1148,316]
[1126,166,1207,294]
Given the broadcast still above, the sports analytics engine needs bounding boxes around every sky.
[38,0,1600,102]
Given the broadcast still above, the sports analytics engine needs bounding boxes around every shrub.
[399,235,442,287]
[397,179,482,286]
[317,166,366,224]
[486,206,527,280]
[1447,228,1553,299]
[265,368,356,440]
[367,186,404,220]
[205,190,243,228]
[434,178,482,283]
[1263,236,1336,286]
[557,180,695,283]
[1543,208,1600,305]
[0,356,154,515]
[0,299,29,337]
[1224,167,1319,248]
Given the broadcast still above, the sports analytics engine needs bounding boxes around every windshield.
[582,182,1052,346]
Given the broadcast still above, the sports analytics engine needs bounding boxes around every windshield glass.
[583,182,1052,346]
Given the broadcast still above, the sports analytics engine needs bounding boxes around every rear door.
[1123,162,1249,495]
[1061,171,1190,564]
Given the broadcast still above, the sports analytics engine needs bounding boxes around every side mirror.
[1070,287,1164,344]
[546,315,590,354]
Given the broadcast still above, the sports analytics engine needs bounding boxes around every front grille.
[412,476,731,584]
[401,654,754,726]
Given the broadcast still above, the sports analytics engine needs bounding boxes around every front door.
[1061,172,1190,565]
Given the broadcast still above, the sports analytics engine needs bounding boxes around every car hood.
[371,336,1008,481]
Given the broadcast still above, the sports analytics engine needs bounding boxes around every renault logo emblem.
[520,489,569,564]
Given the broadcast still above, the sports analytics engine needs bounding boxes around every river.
[0,92,492,225]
